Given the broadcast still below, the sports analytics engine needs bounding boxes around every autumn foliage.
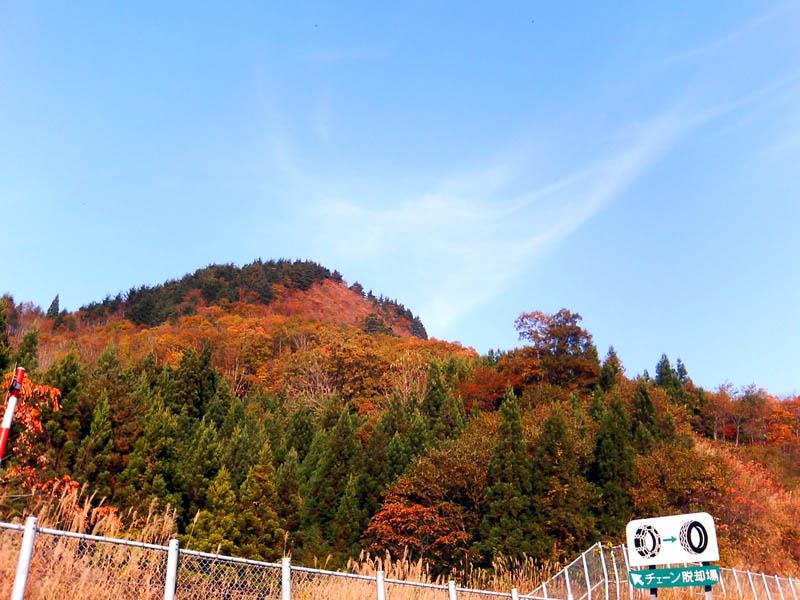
[1,262,799,578]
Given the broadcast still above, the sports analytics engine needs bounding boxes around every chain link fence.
[2,518,797,600]
[527,543,800,600]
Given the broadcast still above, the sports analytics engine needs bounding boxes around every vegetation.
[1,260,799,578]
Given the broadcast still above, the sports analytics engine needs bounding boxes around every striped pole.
[0,367,26,467]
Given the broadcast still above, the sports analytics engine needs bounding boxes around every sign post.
[626,513,720,598]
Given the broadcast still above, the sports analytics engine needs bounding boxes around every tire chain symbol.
[679,520,709,555]
[633,524,661,559]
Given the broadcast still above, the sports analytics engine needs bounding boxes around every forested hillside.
[1,261,798,577]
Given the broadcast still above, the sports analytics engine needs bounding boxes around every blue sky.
[1,2,798,395]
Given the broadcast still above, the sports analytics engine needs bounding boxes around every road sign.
[626,512,719,567]
[629,566,721,589]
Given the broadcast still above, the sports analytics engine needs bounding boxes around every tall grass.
[0,489,701,599]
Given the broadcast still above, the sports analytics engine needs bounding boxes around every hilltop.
[0,261,798,578]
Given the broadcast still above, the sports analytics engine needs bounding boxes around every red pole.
[0,367,26,467]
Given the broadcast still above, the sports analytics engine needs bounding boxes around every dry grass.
[0,489,560,599]
[1,489,754,599]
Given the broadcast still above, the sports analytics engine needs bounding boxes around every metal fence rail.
[527,543,799,600]
[1,518,796,600]
[0,517,535,599]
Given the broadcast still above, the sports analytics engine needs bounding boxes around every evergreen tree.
[189,466,240,555]
[178,418,220,518]
[631,380,658,453]
[222,418,264,489]
[118,395,182,515]
[531,405,597,559]
[276,447,302,534]
[46,294,60,318]
[385,409,429,483]
[599,347,623,391]
[167,346,217,421]
[74,392,115,498]
[676,359,689,385]
[14,327,38,372]
[302,409,361,538]
[84,346,139,477]
[204,378,235,430]
[588,387,607,423]
[237,440,284,560]
[431,392,466,442]
[41,352,84,475]
[280,408,315,463]
[422,363,448,420]
[0,297,11,371]
[589,397,636,535]
[332,473,366,555]
[475,389,544,560]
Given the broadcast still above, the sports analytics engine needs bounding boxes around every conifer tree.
[46,294,60,318]
[588,387,607,423]
[189,466,241,555]
[531,405,597,559]
[599,347,623,391]
[41,352,84,475]
[385,409,429,483]
[302,409,361,538]
[178,418,220,518]
[475,389,543,560]
[332,473,366,555]
[422,363,448,419]
[204,378,235,430]
[655,354,680,391]
[14,327,39,372]
[284,408,315,461]
[119,395,182,514]
[431,393,467,442]
[276,447,302,534]
[0,297,11,371]
[168,346,217,421]
[74,392,115,499]
[589,397,635,535]
[237,440,284,560]
[222,419,264,489]
[631,380,658,453]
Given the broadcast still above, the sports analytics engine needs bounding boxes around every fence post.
[610,547,621,600]
[512,589,520,600]
[621,545,633,600]
[732,569,742,599]
[598,544,610,600]
[583,553,593,600]
[777,577,786,600]
[565,567,575,600]
[762,573,773,600]
[282,557,291,600]
[448,580,458,600]
[163,539,180,600]
[376,569,386,600]
[11,516,38,600]
[788,578,798,600]
[747,571,758,600]
[542,581,549,598]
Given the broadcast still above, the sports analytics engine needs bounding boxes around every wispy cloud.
[660,2,794,66]
[300,110,690,334]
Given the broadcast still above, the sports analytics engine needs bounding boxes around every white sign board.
[626,512,719,567]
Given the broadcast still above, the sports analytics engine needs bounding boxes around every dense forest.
[1,260,798,577]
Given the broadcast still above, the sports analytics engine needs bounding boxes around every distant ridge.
[75,259,427,338]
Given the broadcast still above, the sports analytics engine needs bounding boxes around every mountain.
[0,262,798,578]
